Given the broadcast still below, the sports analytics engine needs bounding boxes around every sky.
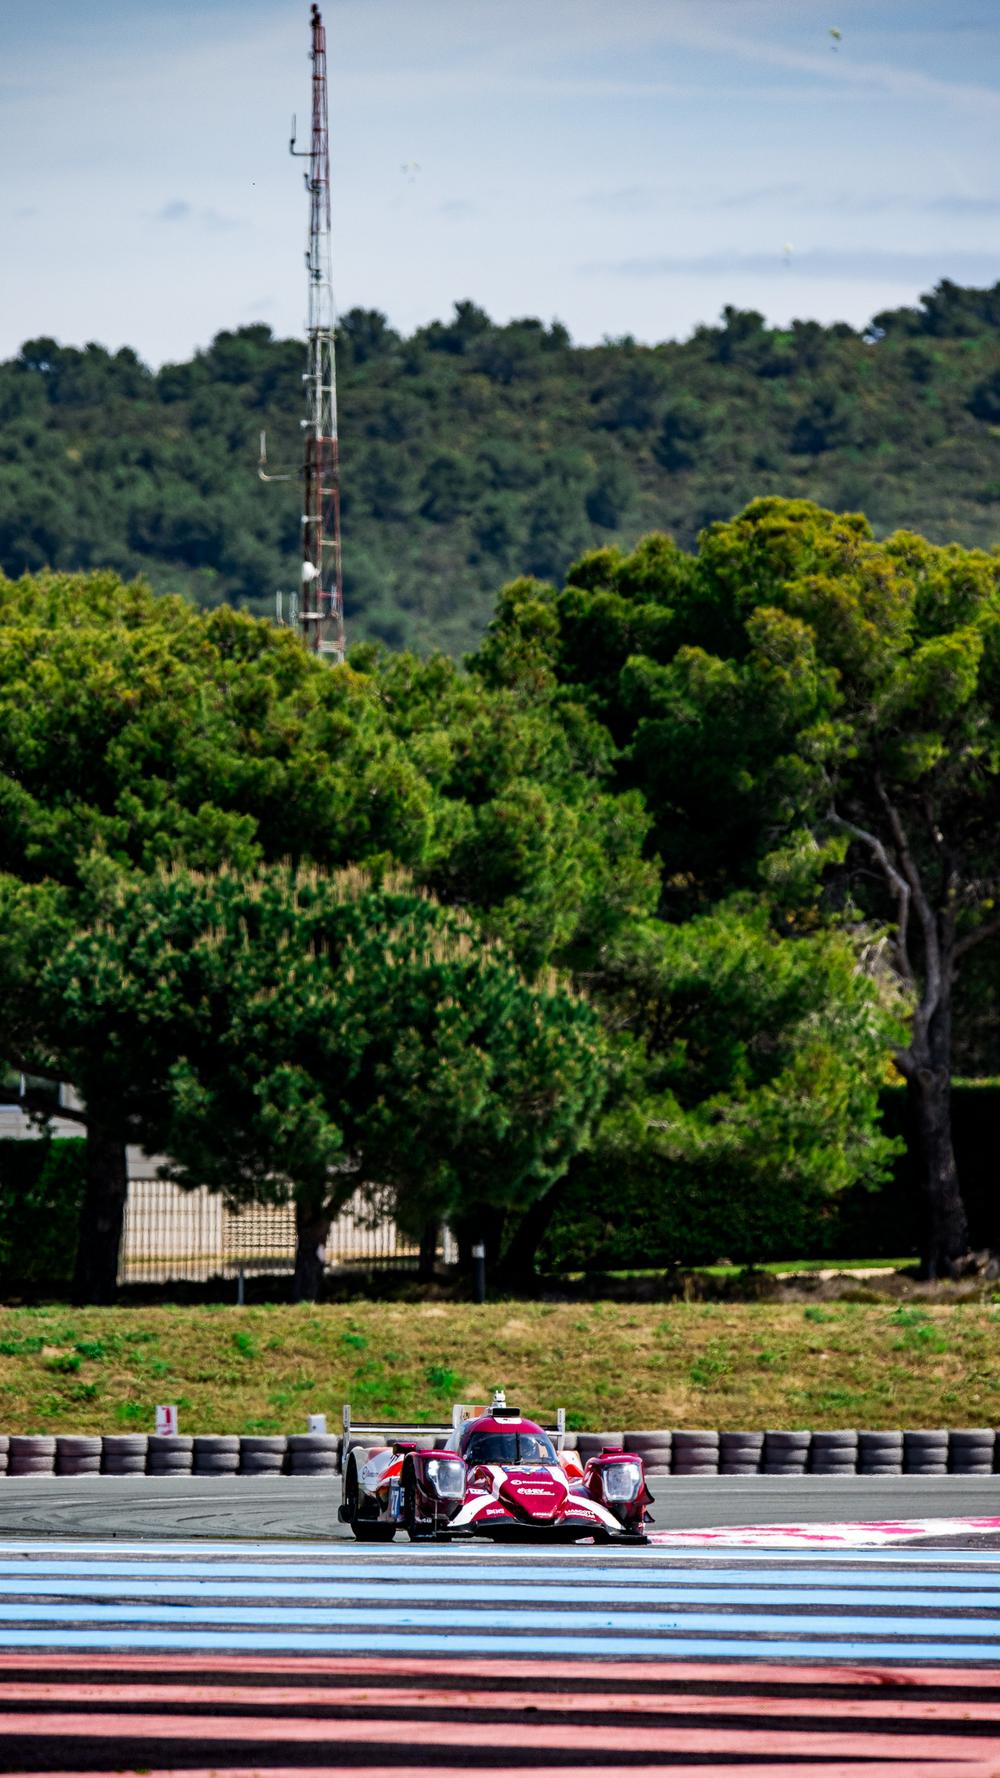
[2,0,998,365]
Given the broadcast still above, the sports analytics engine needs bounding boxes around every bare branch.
[829,805,914,986]
[953,915,1000,964]
[0,1087,89,1129]
[873,775,941,1030]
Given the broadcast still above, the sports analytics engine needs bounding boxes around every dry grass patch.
[0,1301,996,1434]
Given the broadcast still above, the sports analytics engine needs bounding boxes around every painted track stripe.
[5,1556,1000,1590]
[7,1576,1000,1609]
[4,1650,999,1683]
[6,1679,1000,1720]
[2,1600,999,1635]
[5,1708,1000,1756]
[3,1629,1000,1658]
[4,1536,1000,1561]
[23,1767,1000,1778]
[4,1538,1000,1772]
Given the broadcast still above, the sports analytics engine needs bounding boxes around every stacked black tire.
[719,1432,763,1475]
[859,1431,903,1475]
[287,1434,339,1476]
[623,1431,673,1475]
[56,1436,102,1476]
[101,1436,147,1476]
[809,1431,859,1475]
[0,1426,997,1476]
[948,1429,994,1474]
[671,1431,719,1475]
[763,1431,810,1475]
[193,1436,240,1476]
[240,1436,287,1476]
[8,1436,55,1476]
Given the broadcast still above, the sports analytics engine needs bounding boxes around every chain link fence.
[118,1178,455,1284]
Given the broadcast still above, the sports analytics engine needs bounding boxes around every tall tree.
[0,569,444,1295]
[477,500,1000,1275]
[6,863,604,1299]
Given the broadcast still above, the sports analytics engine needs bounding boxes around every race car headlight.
[424,1457,466,1500]
[601,1460,643,1502]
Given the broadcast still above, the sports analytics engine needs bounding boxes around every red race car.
[339,1390,651,1543]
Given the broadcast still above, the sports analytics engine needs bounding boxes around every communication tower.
[260,4,344,660]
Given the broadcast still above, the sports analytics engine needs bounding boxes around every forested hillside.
[1,279,998,656]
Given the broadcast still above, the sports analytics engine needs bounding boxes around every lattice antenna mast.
[261,5,344,660]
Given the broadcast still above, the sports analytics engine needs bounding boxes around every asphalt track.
[0,1472,998,1540]
[2,1481,999,1773]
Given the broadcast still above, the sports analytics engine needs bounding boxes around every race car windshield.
[464,1432,557,1465]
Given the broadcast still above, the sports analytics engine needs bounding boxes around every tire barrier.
[719,1430,764,1475]
[809,1429,859,1475]
[146,1435,194,1476]
[575,1432,624,1463]
[239,1435,287,1476]
[56,1435,102,1477]
[949,1428,995,1475]
[904,1428,949,1475]
[763,1429,811,1475]
[858,1429,904,1475]
[671,1429,720,1475]
[100,1435,148,1476]
[0,1428,996,1475]
[287,1433,339,1476]
[624,1431,673,1475]
[193,1435,240,1476]
[8,1435,56,1476]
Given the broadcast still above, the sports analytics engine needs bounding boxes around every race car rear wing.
[340,1400,567,1466]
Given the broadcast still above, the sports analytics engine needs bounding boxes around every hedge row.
[1,1082,998,1284]
[545,1082,1000,1269]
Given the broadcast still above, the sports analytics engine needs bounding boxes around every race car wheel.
[402,1460,433,1541]
[344,1457,396,1542]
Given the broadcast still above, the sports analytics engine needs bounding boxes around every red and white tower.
[261,5,344,660]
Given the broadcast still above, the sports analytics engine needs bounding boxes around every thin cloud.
[580,183,1000,218]
[153,200,242,232]
[589,248,1000,283]
[658,17,1000,116]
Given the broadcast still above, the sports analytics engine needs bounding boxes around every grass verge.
[0,1301,997,1434]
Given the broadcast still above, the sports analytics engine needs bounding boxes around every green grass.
[0,1301,997,1434]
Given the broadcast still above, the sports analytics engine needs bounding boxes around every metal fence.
[118,1178,456,1284]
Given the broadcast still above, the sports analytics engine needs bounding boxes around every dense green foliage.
[546,1083,1000,1270]
[478,499,1000,1271]
[0,1138,85,1289]
[0,554,907,1293]
[543,905,903,1270]
[23,863,604,1231]
[1,280,997,656]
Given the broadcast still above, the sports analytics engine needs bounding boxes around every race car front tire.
[344,1456,396,1542]
[402,1459,434,1540]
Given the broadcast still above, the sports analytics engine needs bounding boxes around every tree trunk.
[293,1195,331,1302]
[72,1120,129,1306]
[497,1177,569,1284]
[906,992,969,1278]
[908,1064,969,1278]
[417,1220,439,1283]
[453,1206,507,1274]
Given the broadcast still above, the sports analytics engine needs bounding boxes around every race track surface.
[1,1472,999,1539]
[1,1533,1000,1773]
